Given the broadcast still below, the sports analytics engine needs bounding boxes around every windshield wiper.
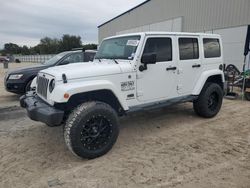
[95,58,118,64]
[95,58,102,62]
[112,59,119,64]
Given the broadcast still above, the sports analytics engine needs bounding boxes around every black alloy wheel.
[80,115,113,151]
[208,92,219,111]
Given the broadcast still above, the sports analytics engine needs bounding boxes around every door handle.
[166,66,177,71]
[192,64,201,68]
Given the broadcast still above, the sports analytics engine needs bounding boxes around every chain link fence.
[13,54,56,63]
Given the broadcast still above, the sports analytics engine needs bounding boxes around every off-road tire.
[64,101,119,159]
[193,82,223,118]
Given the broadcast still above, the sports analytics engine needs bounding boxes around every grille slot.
[37,76,49,99]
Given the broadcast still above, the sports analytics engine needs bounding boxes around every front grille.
[37,76,49,99]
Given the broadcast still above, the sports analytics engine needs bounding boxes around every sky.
[0,0,145,48]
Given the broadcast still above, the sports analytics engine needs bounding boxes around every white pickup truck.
[21,32,224,159]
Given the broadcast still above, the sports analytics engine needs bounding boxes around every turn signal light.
[64,93,70,99]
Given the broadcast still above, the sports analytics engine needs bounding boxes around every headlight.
[49,79,55,93]
[8,74,23,80]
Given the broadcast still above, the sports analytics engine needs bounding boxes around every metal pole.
[248,54,250,70]
[242,56,247,100]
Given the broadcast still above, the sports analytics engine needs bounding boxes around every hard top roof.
[103,32,221,40]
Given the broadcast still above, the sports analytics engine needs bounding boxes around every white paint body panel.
[192,69,225,95]
[36,32,224,111]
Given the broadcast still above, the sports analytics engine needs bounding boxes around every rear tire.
[64,101,119,159]
[193,82,223,118]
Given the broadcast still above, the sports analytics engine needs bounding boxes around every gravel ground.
[0,63,250,188]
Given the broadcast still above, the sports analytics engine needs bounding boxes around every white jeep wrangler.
[21,32,224,159]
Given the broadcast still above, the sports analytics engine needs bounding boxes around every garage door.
[116,17,182,35]
[206,26,248,70]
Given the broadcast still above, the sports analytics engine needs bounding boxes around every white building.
[98,0,250,70]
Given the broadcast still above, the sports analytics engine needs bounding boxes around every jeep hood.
[40,61,133,80]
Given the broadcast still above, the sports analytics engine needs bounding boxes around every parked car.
[21,32,224,159]
[0,56,10,62]
[4,50,96,94]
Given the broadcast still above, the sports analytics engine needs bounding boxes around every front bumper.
[6,82,26,94]
[20,92,64,126]
[5,77,26,94]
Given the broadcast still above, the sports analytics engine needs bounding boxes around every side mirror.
[139,54,157,72]
[141,54,157,64]
[59,61,69,66]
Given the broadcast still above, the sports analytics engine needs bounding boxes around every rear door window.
[179,38,199,60]
[203,38,221,58]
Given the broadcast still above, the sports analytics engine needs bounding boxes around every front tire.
[64,101,119,159]
[193,82,223,118]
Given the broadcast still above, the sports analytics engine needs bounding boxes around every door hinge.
[137,91,143,97]
[177,85,182,91]
[177,69,183,74]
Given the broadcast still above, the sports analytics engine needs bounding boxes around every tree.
[29,45,41,55]
[1,34,96,55]
[82,43,98,50]
[21,45,30,55]
[39,37,60,54]
[4,43,22,54]
[59,34,82,51]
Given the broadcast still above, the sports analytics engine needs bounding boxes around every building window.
[203,38,221,58]
[143,38,172,62]
[179,38,199,60]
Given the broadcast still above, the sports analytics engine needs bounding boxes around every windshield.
[42,52,69,66]
[95,35,141,60]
